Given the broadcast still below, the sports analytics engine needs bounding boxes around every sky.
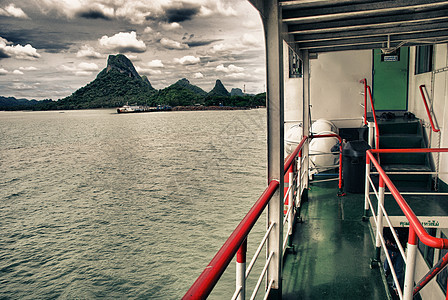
[0,0,266,100]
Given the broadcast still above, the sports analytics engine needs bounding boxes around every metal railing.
[184,132,346,299]
[360,78,380,149]
[183,136,308,300]
[419,84,440,133]
[364,148,448,300]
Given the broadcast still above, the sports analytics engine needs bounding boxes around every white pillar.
[263,0,283,297]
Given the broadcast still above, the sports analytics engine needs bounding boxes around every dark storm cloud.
[1,30,73,53]
[187,39,223,48]
[77,9,111,20]
[162,3,201,23]
[0,49,11,59]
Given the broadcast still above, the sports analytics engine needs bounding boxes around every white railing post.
[403,228,418,300]
[368,121,374,149]
[374,177,385,265]
[288,166,294,245]
[363,156,371,221]
[236,239,247,300]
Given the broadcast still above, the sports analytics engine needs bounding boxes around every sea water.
[0,109,267,299]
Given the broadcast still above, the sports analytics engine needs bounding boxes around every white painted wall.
[283,41,303,127]
[408,44,448,184]
[309,50,372,128]
[283,48,372,130]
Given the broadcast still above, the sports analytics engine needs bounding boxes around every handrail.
[284,136,307,173]
[361,78,368,126]
[360,79,380,149]
[310,133,343,193]
[183,180,279,299]
[367,148,448,248]
[419,84,440,133]
[185,133,344,299]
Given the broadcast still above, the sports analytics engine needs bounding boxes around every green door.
[372,47,409,111]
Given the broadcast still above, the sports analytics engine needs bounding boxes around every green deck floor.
[282,181,389,299]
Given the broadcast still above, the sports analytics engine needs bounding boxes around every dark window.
[415,45,434,74]
[289,48,302,78]
[418,228,436,267]
[437,233,448,294]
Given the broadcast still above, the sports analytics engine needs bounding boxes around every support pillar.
[263,0,283,298]
[302,50,310,190]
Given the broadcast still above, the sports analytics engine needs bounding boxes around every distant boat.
[116,104,171,114]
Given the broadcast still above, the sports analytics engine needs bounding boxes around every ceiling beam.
[308,41,439,53]
[290,21,448,43]
[282,0,448,23]
[295,30,448,50]
[286,9,448,33]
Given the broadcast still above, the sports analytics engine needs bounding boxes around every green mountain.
[208,79,230,97]
[0,54,267,110]
[53,54,155,109]
[154,78,207,106]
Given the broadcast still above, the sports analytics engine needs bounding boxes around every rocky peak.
[209,79,230,97]
[106,54,141,79]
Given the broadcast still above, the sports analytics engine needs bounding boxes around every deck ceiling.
[280,0,448,53]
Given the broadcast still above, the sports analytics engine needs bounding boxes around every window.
[418,228,436,267]
[415,45,434,74]
[289,48,302,78]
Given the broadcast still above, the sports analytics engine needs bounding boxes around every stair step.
[378,120,420,135]
[379,135,424,149]
[380,152,427,165]
[381,164,432,172]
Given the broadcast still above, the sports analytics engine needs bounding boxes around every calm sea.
[0,109,267,299]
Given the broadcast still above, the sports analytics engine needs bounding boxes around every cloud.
[144,26,153,33]
[186,38,222,48]
[163,2,201,22]
[147,59,164,68]
[159,22,182,31]
[61,62,99,76]
[76,8,111,20]
[0,4,28,19]
[216,64,244,73]
[0,68,8,75]
[135,66,162,75]
[13,70,24,75]
[76,44,102,58]
[243,20,259,29]
[160,37,188,50]
[241,33,260,47]
[99,31,146,53]
[11,82,35,90]
[174,55,200,65]
[0,37,41,60]
[28,0,240,24]
[193,72,204,79]
[19,66,38,71]
[199,1,237,17]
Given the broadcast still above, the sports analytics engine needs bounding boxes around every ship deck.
[282,177,448,299]
[283,180,389,299]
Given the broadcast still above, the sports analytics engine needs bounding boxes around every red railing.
[184,136,308,299]
[366,148,448,299]
[360,79,380,149]
[183,180,280,299]
[367,148,448,248]
[419,84,440,133]
[310,133,343,193]
[184,133,345,299]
